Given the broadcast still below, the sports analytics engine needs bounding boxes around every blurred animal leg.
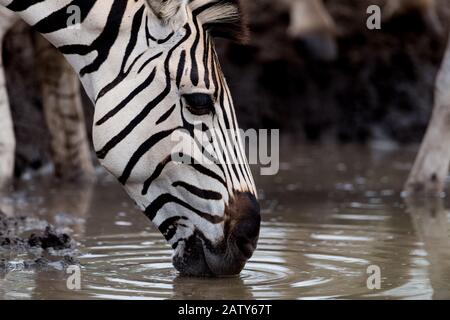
[285,0,337,60]
[0,11,18,190]
[35,35,95,182]
[405,197,450,299]
[0,37,15,190]
[405,34,450,196]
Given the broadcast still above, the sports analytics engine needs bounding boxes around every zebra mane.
[190,0,249,43]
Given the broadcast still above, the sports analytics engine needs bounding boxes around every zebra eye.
[183,93,215,116]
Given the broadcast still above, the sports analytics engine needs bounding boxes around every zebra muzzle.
[173,192,261,277]
[225,192,261,260]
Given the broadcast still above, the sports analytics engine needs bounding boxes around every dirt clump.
[0,211,79,273]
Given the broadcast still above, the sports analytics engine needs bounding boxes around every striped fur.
[1,0,259,275]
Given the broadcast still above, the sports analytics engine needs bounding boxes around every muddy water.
[1,143,450,300]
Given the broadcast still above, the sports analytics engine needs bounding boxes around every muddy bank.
[0,211,78,273]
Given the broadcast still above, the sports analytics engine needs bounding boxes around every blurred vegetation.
[218,0,449,143]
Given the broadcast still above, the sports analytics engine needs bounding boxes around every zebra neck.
[1,0,152,103]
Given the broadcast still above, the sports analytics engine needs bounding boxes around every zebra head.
[93,0,260,276]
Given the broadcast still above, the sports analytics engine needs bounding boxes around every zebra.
[0,0,261,276]
[0,9,94,189]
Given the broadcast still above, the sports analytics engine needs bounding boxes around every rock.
[0,211,78,273]
[28,226,72,250]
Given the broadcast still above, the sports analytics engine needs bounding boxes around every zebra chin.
[172,192,261,277]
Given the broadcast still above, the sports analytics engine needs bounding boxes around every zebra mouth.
[172,192,261,277]
[172,232,215,277]
[172,233,249,277]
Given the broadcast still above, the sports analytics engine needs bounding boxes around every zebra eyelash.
[182,93,215,116]
[193,0,249,43]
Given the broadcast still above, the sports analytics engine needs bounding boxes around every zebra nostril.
[235,236,256,259]
[233,215,260,243]
[226,192,261,260]
[232,218,260,260]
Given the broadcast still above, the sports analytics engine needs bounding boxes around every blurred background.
[3,0,450,176]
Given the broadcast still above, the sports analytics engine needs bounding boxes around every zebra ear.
[146,0,188,27]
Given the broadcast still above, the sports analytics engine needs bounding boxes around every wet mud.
[0,211,78,273]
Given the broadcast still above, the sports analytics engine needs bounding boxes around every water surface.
[1,144,450,300]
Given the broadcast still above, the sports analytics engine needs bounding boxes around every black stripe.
[7,0,45,12]
[114,5,145,77]
[216,120,240,186]
[156,32,175,44]
[191,1,218,18]
[141,153,227,196]
[176,50,186,88]
[223,79,254,189]
[141,155,173,195]
[221,82,249,187]
[144,194,223,223]
[159,216,188,241]
[208,60,234,186]
[212,61,244,189]
[118,127,181,185]
[173,181,222,200]
[210,46,220,99]
[96,51,145,102]
[216,60,251,188]
[138,51,163,74]
[95,73,169,158]
[192,126,227,179]
[95,67,157,126]
[156,104,176,125]
[186,157,227,188]
[146,29,175,44]
[190,17,201,86]
[58,0,128,76]
[145,15,151,46]
[216,57,231,130]
[178,113,225,177]
[95,25,192,159]
[33,0,96,34]
[215,135,234,189]
[203,35,211,89]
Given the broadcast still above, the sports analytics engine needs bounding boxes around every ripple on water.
[68,214,426,300]
[2,196,448,299]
